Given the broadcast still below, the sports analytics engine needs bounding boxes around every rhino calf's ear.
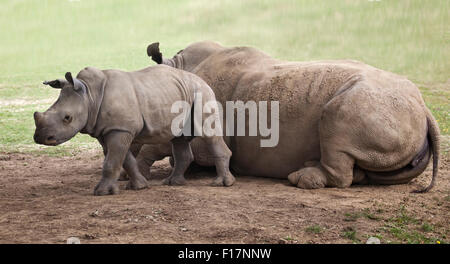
[65,71,85,92]
[43,79,67,89]
[65,72,74,85]
[147,42,163,64]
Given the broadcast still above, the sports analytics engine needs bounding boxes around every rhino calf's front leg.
[94,132,134,196]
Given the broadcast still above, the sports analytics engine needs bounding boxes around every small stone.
[84,233,97,240]
[89,210,99,217]
[145,215,157,222]
[0,155,11,161]
[67,237,81,244]
[180,227,188,232]
[366,237,381,244]
[278,238,287,244]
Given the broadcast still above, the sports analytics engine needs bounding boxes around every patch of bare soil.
[0,151,448,244]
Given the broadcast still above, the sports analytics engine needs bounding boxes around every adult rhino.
[136,41,440,192]
[33,65,235,195]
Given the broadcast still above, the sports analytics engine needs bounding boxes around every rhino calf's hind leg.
[123,151,149,190]
[162,137,193,185]
[136,155,156,180]
[118,169,129,181]
[118,143,143,181]
[201,136,235,187]
[135,144,173,180]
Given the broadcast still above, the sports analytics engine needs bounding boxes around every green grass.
[343,208,381,222]
[344,212,361,222]
[340,206,448,244]
[421,86,450,136]
[421,222,434,232]
[382,206,447,244]
[305,225,323,234]
[283,236,295,241]
[341,227,361,244]
[0,0,448,154]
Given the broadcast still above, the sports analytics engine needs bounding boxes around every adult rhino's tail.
[412,109,440,193]
[364,109,440,193]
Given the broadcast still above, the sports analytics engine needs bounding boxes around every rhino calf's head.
[34,72,89,146]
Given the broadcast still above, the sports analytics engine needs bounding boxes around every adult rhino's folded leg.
[118,143,143,181]
[288,118,358,189]
[287,102,357,189]
[94,132,134,196]
[296,156,366,188]
[287,151,354,189]
[161,137,193,185]
[201,136,235,187]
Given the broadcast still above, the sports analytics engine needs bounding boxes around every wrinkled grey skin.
[134,41,440,193]
[34,65,235,195]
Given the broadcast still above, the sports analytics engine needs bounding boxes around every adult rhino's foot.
[288,167,327,189]
[94,178,119,196]
[352,167,370,185]
[161,174,187,186]
[211,172,235,187]
[126,174,149,190]
[118,169,129,181]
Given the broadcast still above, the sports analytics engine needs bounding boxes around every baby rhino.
[33,65,235,195]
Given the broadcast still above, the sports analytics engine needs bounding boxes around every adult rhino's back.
[195,47,383,108]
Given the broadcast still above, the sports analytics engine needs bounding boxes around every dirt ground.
[0,150,448,244]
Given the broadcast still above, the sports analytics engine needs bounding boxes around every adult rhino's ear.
[43,79,68,89]
[65,72,85,92]
[147,42,163,64]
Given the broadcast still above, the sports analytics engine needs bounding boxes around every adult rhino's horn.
[147,42,163,64]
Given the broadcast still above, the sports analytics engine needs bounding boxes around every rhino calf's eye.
[64,115,72,123]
